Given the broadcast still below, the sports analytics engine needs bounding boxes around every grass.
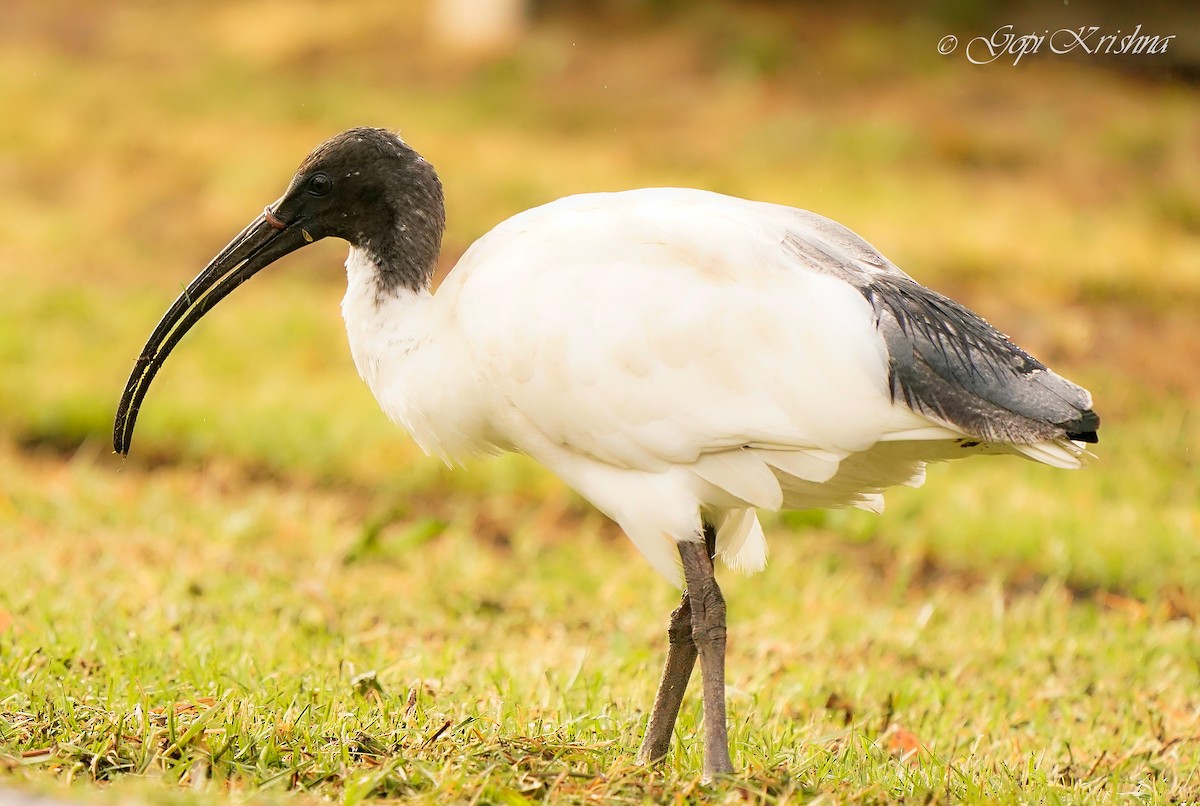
[5,438,1200,803]
[2,1,1200,803]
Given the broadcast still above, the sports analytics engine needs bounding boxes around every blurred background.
[0,0,1197,591]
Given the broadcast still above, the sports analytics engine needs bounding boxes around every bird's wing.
[449,188,1095,486]
[448,189,902,479]
[781,225,1099,446]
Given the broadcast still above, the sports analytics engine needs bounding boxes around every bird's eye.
[307,173,333,197]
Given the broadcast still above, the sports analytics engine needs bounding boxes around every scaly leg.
[636,591,697,764]
[679,535,735,779]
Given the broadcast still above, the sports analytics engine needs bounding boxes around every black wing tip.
[1064,409,1100,444]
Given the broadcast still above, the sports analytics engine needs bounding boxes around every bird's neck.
[341,245,474,459]
[342,245,436,368]
[366,161,445,295]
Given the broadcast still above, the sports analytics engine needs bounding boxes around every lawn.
[1,2,1199,803]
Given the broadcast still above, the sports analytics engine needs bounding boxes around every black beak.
[113,207,316,455]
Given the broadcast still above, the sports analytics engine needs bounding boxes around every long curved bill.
[113,208,314,456]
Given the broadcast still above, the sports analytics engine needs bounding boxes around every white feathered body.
[342,188,1089,584]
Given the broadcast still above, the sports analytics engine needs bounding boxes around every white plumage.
[341,188,1091,584]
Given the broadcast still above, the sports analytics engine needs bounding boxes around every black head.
[274,127,445,292]
[113,127,445,456]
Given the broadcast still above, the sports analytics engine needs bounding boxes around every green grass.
[2,1,1200,803]
[3,434,1200,803]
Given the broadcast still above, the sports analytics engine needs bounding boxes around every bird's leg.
[679,529,735,780]
[637,525,721,766]
[636,590,697,764]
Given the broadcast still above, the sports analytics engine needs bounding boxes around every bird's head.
[113,127,445,456]
[275,128,445,274]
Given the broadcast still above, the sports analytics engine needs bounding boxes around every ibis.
[115,127,1099,779]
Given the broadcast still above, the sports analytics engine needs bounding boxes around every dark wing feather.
[782,225,1099,445]
[867,276,1099,444]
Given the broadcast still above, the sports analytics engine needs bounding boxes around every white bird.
[115,128,1099,779]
